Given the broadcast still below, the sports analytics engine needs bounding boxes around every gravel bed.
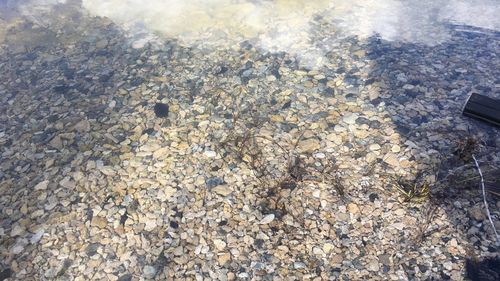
[0,1,499,280]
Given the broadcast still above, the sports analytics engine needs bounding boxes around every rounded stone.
[143,265,157,279]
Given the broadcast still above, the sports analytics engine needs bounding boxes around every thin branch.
[472,154,500,246]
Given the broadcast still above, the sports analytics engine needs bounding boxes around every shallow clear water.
[0,0,499,280]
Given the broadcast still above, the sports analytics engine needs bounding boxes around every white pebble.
[204,151,217,158]
[259,214,275,225]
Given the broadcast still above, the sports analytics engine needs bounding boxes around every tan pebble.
[347,203,359,215]
[391,145,401,153]
[153,147,170,159]
[399,159,411,168]
[73,120,91,133]
[49,135,63,149]
[10,224,25,237]
[323,243,334,253]
[212,185,233,196]
[469,206,485,221]
[91,217,107,229]
[297,139,320,153]
[34,180,49,190]
[218,252,231,265]
[213,239,226,251]
[367,259,380,271]
[330,254,343,265]
[383,153,399,167]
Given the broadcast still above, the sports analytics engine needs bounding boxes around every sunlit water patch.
[79,0,500,66]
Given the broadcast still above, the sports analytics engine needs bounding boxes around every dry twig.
[472,154,499,246]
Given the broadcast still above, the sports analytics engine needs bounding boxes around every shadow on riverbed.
[0,2,184,278]
[361,24,500,280]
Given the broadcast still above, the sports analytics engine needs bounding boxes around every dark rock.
[169,221,179,229]
[281,100,291,109]
[370,98,382,106]
[412,115,428,124]
[279,180,297,190]
[142,128,155,135]
[117,274,132,281]
[310,111,329,121]
[355,117,371,125]
[418,264,428,273]
[331,267,341,273]
[62,68,75,80]
[0,268,12,281]
[395,124,411,136]
[353,151,367,159]
[318,78,328,84]
[345,93,357,102]
[85,208,93,222]
[99,71,114,82]
[281,122,297,132]
[270,68,281,79]
[254,239,264,248]
[440,272,451,280]
[58,259,73,277]
[47,114,59,123]
[241,76,250,84]
[213,65,229,75]
[153,251,169,274]
[322,87,335,97]
[154,103,169,118]
[369,193,379,202]
[3,139,12,147]
[352,258,364,269]
[206,177,225,188]
[369,120,381,129]
[53,84,71,94]
[173,207,183,219]
[405,89,419,98]
[130,77,144,87]
[85,243,100,256]
[119,212,128,226]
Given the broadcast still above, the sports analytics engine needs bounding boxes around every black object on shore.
[465,256,500,281]
[463,93,500,127]
[154,103,169,118]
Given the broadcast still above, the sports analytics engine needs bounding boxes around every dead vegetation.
[211,85,346,230]
[392,173,431,203]
[211,84,500,253]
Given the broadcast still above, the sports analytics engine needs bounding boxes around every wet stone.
[143,265,157,279]
[117,274,133,281]
[154,103,169,118]
[206,177,225,188]
[369,193,379,202]
[85,243,100,256]
[0,268,12,280]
